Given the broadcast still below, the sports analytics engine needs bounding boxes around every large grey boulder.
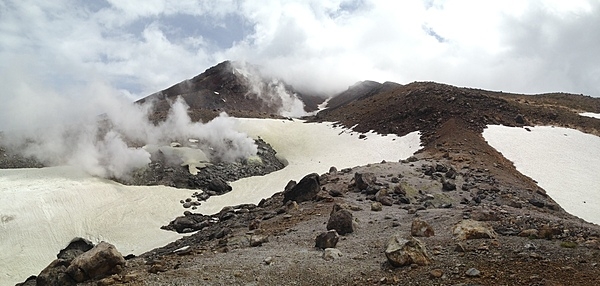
[283,173,320,203]
[385,235,432,267]
[65,242,126,282]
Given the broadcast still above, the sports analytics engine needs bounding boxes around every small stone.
[529,198,545,208]
[250,235,269,247]
[371,202,383,211]
[465,268,481,277]
[518,229,539,238]
[380,196,394,206]
[328,166,338,175]
[430,269,444,279]
[263,256,273,265]
[454,243,467,253]
[323,248,343,261]
[411,218,434,237]
[329,189,343,197]
[148,263,167,274]
[249,219,261,230]
[442,180,456,191]
[182,202,192,208]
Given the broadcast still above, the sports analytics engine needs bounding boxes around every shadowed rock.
[66,242,126,282]
[283,173,320,203]
[315,230,340,249]
[327,205,354,235]
[355,172,376,190]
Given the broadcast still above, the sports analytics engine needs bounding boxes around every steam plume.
[0,78,257,180]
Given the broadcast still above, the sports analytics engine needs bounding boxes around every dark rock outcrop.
[23,240,125,286]
[65,242,126,282]
[57,237,94,262]
[283,173,320,203]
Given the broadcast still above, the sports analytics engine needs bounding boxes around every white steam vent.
[1,94,256,180]
[232,61,307,118]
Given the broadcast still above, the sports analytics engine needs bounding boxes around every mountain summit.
[137,61,324,122]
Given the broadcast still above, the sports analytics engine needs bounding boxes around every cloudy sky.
[1,0,599,100]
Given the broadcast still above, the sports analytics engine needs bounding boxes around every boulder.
[327,207,354,235]
[371,202,383,211]
[65,242,126,282]
[452,219,498,240]
[385,235,432,267]
[411,218,435,237]
[283,173,320,203]
[170,216,198,233]
[208,178,232,194]
[315,230,340,249]
[36,259,76,286]
[355,172,376,190]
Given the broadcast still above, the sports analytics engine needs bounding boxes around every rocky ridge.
[115,138,285,197]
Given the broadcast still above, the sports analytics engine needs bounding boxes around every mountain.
[12,61,600,285]
[325,80,401,110]
[136,61,324,122]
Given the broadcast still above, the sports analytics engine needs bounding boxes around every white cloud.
[1,0,599,101]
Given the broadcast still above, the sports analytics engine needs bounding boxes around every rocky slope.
[20,158,600,285]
